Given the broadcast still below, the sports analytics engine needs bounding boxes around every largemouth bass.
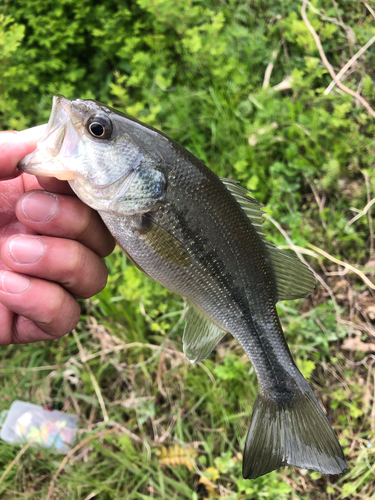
[19,95,346,479]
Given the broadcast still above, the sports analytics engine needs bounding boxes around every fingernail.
[21,191,58,222]
[9,236,46,264]
[0,271,30,294]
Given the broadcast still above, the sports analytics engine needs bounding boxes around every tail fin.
[242,387,347,479]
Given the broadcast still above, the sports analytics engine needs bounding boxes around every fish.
[18,95,347,479]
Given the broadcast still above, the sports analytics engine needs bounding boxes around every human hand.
[0,127,116,344]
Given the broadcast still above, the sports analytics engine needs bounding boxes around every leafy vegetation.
[0,0,375,498]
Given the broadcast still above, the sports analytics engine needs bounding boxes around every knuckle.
[74,260,108,299]
[65,301,81,333]
[38,288,80,334]
[75,204,95,238]
[63,242,88,287]
[39,290,66,325]
[62,242,108,298]
[38,284,75,326]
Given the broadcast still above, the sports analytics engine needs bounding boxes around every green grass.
[1,0,375,498]
[0,245,374,498]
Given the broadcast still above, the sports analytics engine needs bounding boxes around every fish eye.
[87,116,112,139]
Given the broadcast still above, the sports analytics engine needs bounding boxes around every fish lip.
[18,95,79,180]
[40,95,71,155]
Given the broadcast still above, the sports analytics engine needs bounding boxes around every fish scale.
[160,163,284,386]
[18,95,347,480]
[102,160,284,389]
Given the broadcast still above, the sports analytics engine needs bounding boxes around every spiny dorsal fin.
[183,302,227,363]
[220,178,267,239]
[220,178,316,301]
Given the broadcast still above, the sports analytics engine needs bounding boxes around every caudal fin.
[242,388,347,479]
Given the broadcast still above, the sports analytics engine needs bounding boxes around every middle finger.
[1,234,109,299]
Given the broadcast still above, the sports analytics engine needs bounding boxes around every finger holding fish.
[0,125,115,345]
[15,189,116,258]
[0,125,47,180]
[1,234,108,299]
[36,175,76,196]
[0,271,81,344]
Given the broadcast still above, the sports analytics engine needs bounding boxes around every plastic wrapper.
[0,400,78,454]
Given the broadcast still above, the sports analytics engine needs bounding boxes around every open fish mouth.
[18,95,80,180]
[17,94,158,212]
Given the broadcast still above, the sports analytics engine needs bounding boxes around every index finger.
[0,125,46,181]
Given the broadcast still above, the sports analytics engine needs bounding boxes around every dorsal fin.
[220,178,316,301]
[263,243,316,300]
[221,178,267,239]
[183,302,227,363]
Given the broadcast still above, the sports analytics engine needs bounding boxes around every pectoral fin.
[138,215,190,267]
[183,302,227,363]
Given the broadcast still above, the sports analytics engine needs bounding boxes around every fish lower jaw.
[28,166,75,181]
[50,170,76,181]
[19,156,76,181]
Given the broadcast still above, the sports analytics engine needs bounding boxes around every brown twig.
[346,197,375,232]
[301,0,375,119]
[106,421,143,443]
[307,243,375,290]
[46,428,118,500]
[325,35,375,95]
[363,2,375,20]
[75,341,187,364]
[0,440,34,485]
[263,50,279,89]
[73,330,109,423]
[362,171,374,257]
[0,364,58,372]
[265,215,342,327]
[331,0,354,56]
[307,178,327,229]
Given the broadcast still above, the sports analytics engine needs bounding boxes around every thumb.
[0,125,46,181]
